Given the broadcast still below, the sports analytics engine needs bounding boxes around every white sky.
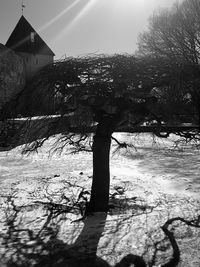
[0,0,180,59]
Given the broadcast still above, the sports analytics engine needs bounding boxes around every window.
[30,32,35,42]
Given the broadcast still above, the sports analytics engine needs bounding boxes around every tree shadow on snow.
[0,198,146,267]
[0,189,200,267]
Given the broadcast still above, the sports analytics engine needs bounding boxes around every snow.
[0,133,200,266]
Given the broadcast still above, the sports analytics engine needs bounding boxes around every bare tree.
[138,0,200,63]
[9,54,197,213]
[138,0,200,126]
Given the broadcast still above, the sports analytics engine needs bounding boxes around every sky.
[0,0,180,59]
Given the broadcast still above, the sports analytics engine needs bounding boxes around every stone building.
[2,16,56,116]
[6,15,55,80]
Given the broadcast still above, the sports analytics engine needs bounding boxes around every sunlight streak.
[66,0,98,30]
[53,0,98,42]
[37,0,81,34]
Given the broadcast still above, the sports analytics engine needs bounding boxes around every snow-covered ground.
[0,133,200,266]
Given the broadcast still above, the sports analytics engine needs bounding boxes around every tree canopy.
[26,54,189,124]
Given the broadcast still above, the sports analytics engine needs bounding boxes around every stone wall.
[0,43,25,112]
[18,52,54,80]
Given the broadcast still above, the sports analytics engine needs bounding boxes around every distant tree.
[12,54,196,213]
[138,0,200,125]
[138,0,200,63]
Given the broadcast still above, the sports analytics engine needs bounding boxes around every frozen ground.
[0,133,200,266]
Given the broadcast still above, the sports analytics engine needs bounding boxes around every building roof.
[6,15,55,56]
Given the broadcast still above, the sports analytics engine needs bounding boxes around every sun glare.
[37,0,81,34]
[63,0,98,31]
[47,0,145,44]
[53,0,98,43]
[48,0,151,57]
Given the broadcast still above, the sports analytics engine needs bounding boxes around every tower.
[6,15,55,80]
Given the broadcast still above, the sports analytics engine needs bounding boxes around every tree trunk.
[87,132,112,212]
